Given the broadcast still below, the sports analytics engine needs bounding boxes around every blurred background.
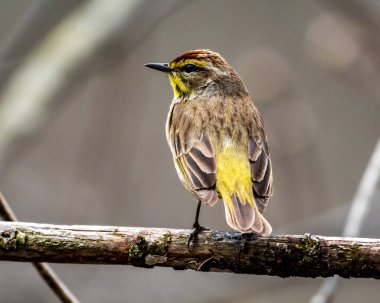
[0,0,379,302]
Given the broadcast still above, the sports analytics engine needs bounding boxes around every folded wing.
[169,109,218,205]
[248,131,273,213]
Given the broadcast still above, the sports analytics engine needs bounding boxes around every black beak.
[144,62,172,73]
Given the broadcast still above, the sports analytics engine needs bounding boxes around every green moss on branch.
[0,222,379,279]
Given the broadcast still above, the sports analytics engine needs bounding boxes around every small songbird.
[145,49,273,242]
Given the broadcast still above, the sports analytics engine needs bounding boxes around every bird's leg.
[188,200,208,248]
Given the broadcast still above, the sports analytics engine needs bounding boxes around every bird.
[145,49,273,244]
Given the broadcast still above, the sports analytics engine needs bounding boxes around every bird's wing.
[248,126,273,213]
[169,109,218,205]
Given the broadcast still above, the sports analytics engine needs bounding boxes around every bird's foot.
[188,223,208,248]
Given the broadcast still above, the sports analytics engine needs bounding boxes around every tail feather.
[223,194,272,236]
[196,189,218,206]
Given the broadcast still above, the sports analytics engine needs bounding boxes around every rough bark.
[0,221,379,279]
[0,192,79,303]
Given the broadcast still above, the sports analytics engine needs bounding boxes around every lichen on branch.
[0,221,379,279]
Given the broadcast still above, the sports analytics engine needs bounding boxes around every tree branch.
[0,221,379,279]
[311,138,380,302]
[0,192,79,303]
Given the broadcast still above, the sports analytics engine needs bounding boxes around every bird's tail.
[223,193,272,236]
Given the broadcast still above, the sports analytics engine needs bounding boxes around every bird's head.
[145,49,247,99]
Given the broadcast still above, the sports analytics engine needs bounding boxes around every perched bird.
[145,49,273,242]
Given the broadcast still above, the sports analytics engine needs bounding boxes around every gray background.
[0,0,379,302]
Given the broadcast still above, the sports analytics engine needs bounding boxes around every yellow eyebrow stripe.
[170,59,206,69]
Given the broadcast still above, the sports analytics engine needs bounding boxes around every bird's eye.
[183,64,196,73]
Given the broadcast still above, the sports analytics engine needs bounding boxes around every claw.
[239,234,248,253]
[188,223,208,248]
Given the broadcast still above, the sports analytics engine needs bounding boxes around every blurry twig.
[0,191,79,303]
[0,191,17,222]
[0,0,187,300]
[0,0,141,166]
[0,0,46,76]
[310,138,380,303]
[342,139,380,236]
[309,2,380,300]
[0,0,149,302]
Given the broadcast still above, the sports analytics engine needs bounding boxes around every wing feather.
[169,106,218,205]
[248,134,273,213]
[188,147,216,174]
[183,154,215,188]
